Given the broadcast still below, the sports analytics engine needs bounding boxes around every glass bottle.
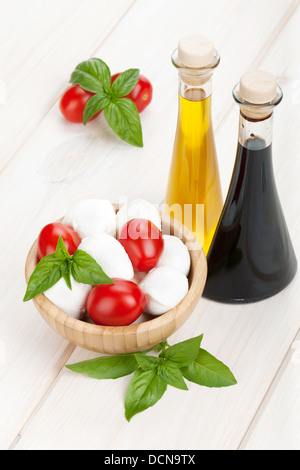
[203,70,297,303]
[164,35,223,255]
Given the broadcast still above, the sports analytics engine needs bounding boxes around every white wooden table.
[1,0,299,451]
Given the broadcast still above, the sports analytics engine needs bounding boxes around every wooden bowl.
[24,210,207,354]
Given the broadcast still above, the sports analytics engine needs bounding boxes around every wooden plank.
[4,0,298,450]
[237,6,300,449]
[0,0,137,450]
[0,0,136,172]
[241,330,300,450]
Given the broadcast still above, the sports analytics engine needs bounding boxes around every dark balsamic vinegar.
[203,136,297,303]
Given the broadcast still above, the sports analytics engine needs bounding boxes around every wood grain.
[1,0,299,451]
[0,0,136,172]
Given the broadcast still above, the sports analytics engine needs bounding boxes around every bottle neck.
[178,73,212,101]
[238,111,274,149]
[176,74,213,140]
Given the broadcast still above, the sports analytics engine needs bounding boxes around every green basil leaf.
[181,348,237,388]
[60,259,72,290]
[83,92,111,125]
[156,340,169,353]
[104,98,143,147]
[55,236,72,261]
[134,354,160,371]
[111,69,139,98]
[70,58,111,93]
[125,368,167,421]
[160,334,204,367]
[71,249,114,286]
[66,354,138,380]
[158,362,188,391]
[23,254,62,301]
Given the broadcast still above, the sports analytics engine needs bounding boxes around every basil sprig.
[23,236,113,302]
[70,58,143,147]
[66,335,237,421]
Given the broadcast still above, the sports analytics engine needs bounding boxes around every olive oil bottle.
[165,34,223,254]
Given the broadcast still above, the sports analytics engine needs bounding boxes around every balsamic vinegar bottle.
[203,71,297,303]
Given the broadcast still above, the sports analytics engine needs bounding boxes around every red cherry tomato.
[118,218,164,272]
[87,279,146,326]
[37,223,81,260]
[59,85,101,123]
[111,74,153,113]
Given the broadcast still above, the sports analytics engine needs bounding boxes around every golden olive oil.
[165,89,223,254]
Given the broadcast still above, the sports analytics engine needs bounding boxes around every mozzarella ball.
[139,266,189,316]
[63,199,117,238]
[78,234,134,280]
[117,199,161,234]
[45,277,91,319]
[157,235,191,276]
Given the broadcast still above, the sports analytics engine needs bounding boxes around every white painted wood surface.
[0,0,299,450]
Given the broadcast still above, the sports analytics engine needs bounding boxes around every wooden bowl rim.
[24,207,207,339]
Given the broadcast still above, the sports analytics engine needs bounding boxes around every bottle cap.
[178,34,214,68]
[234,70,282,119]
[239,70,277,104]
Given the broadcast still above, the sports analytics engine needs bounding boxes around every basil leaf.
[156,340,169,353]
[158,362,188,391]
[111,69,139,98]
[104,98,143,147]
[125,368,167,421]
[60,259,72,290]
[83,92,111,125]
[160,334,203,367]
[181,348,237,388]
[71,249,114,286]
[134,354,160,371]
[66,354,138,380]
[70,58,111,93]
[55,236,72,261]
[23,254,62,302]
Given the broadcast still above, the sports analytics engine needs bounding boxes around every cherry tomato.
[111,74,153,113]
[87,279,146,326]
[59,85,101,123]
[37,223,81,260]
[118,218,164,272]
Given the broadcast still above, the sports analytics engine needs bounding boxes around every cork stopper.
[175,34,217,87]
[178,34,215,68]
[240,71,277,105]
[237,70,279,119]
